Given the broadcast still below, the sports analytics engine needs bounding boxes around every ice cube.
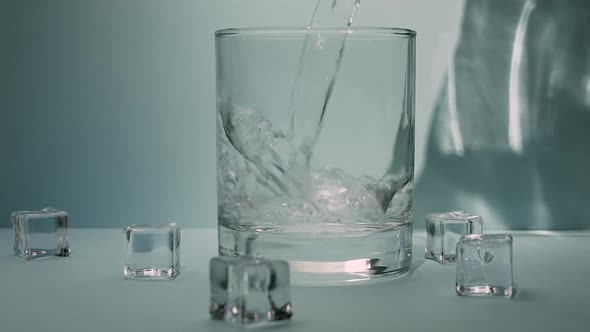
[256,199,319,222]
[425,210,483,263]
[456,234,514,298]
[311,167,383,222]
[210,255,293,326]
[123,223,181,280]
[11,207,70,260]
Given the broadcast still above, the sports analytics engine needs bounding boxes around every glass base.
[123,266,180,280]
[218,222,413,286]
[456,285,515,298]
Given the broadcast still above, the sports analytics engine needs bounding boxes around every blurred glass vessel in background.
[416,0,590,230]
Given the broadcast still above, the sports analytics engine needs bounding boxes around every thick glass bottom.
[456,285,515,298]
[218,221,413,286]
[123,267,180,280]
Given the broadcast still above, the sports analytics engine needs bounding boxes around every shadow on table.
[415,0,590,230]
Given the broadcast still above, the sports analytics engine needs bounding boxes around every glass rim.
[215,26,416,38]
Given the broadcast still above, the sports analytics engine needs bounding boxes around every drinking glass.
[216,27,416,284]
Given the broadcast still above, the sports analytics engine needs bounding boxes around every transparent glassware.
[216,27,416,284]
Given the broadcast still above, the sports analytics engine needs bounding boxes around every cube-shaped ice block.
[123,223,180,280]
[426,210,483,264]
[11,208,70,260]
[210,255,293,327]
[456,234,514,298]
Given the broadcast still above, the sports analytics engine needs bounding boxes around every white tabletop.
[0,229,588,332]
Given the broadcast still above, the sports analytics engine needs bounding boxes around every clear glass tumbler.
[216,27,416,284]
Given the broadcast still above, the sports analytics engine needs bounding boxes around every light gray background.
[1,3,589,330]
[2,0,588,229]
[0,0,464,228]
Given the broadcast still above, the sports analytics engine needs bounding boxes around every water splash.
[218,1,412,224]
[287,0,361,165]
